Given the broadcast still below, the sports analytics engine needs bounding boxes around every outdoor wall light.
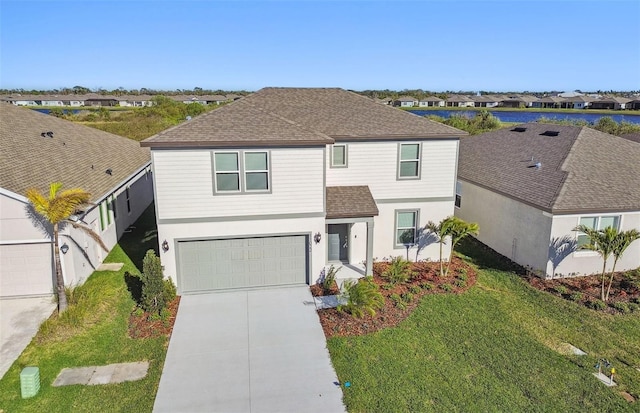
[60,243,69,254]
[313,232,322,244]
[162,240,170,252]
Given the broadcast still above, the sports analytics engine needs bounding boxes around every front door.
[328,224,348,262]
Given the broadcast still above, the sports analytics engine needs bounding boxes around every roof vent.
[528,162,542,169]
[512,127,527,132]
[105,168,113,176]
[541,130,559,136]
[41,131,54,138]
[46,131,53,138]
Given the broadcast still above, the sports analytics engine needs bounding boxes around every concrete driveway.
[153,286,345,413]
[0,296,56,379]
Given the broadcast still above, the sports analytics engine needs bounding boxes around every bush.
[401,292,414,303]
[390,293,406,310]
[612,302,631,314]
[420,282,434,290]
[140,250,166,314]
[338,279,384,318]
[163,278,177,304]
[382,256,412,284]
[588,299,607,311]
[454,279,467,288]
[628,303,640,313]
[553,285,568,295]
[569,292,583,302]
[440,283,453,292]
[322,265,341,293]
[408,285,421,294]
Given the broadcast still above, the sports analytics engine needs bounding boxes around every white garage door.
[178,235,308,293]
[0,243,54,298]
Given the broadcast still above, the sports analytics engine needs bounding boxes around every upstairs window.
[214,152,241,192]
[576,215,620,248]
[398,143,421,179]
[213,151,270,193]
[331,144,347,168]
[244,152,269,191]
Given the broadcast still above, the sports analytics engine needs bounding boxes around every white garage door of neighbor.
[0,243,53,298]
[178,235,308,293]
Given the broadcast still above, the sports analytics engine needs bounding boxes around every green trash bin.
[20,367,40,398]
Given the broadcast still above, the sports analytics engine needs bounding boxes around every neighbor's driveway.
[0,296,55,379]
[153,286,345,413]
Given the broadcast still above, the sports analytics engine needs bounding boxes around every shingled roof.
[0,104,150,202]
[326,186,379,219]
[458,123,640,214]
[141,87,466,148]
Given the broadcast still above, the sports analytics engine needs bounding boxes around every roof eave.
[140,139,334,148]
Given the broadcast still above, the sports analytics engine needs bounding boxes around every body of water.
[409,109,640,125]
[34,108,84,115]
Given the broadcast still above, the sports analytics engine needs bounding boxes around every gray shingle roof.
[141,88,466,148]
[326,186,379,219]
[621,132,640,143]
[0,104,150,202]
[458,123,640,214]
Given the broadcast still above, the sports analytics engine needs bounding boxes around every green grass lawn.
[0,205,163,412]
[328,238,640,412]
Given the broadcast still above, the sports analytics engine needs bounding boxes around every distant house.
[0,104,154,298]
[471,95,500,108]
[455,123,640,278]
[533,96,565,109]
[418,96,445,107]
[501,95,538,108]
[393,96,418,107]
[445,95,475,107]
[621,132,640,143]
[118,95,154,107]
[141,87,466,294]
[590,97,631,110]
[84,95,119,107]
[203,95,229,105]
[627,99,640,110]
[558,91,584,98]
[562,96,593,110]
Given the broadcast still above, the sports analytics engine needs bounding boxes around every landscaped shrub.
[401,292,414,303]
[554,285,568,295]
[338,278,384,318]
[140,250,166,315]
[569,292,583,302]
[390,294,406,310]
[612,301,631,314]
[163,278,177,304]
[628,303,640,313]
[323,265,341,293]
[588,299,607,311]
[454,279,467,288]
[408,285,421,294]
[420,281,434,290]
[440,283,453,292]
[382,256,413,284]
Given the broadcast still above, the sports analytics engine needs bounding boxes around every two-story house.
[141,88,466,295]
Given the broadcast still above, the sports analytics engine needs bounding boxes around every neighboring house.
[0,104,154,298]
[562,95,593,110]
[118,95,154,107]
[590,97,631,110]
[621,132,640,143]
[558,91,584,98]
[204,95,229,105]
[472,95,501,108]
[141,87,466,294]
[393,96,418,107]
[627,99,640,110]
[418,96,445,107]
[501,95,538,108]
[455,123,640,278]
[445,95,475,107]
[533,96,565,109]
[84,95,119,107]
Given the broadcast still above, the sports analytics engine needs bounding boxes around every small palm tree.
[426,217,455,276]
[26,182,108,313]
[443,217,479,276]
[606,229,640,302]
[573,225,618,302]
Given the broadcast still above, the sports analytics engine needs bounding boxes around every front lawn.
[327,238,640,412]
[0,204,164,412]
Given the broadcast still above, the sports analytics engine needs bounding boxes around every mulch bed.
[526,269,640,314]
[316,257,477,338]
[128,296,180,339]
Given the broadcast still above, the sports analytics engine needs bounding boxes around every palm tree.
[573,225,618,302]
[443,217,479,276]
[26,182,107,313]
[426,217,455,276]
[606,229,640,302]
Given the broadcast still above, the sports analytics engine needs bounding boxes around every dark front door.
[327,224,348,262]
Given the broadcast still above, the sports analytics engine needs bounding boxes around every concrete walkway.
[153,286,345,413]
[0,296,56,379]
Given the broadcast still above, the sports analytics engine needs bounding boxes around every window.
[106,196,112,225]
[455,181,462,208]
[99,202,105,231]
[112,196,117,219]
[398,143,421,179]
[576,215,620,248]
[213,150,270,193]
[214,152,240,191]
[395,210,418,247]
[245,152,269,191]
[125,187,131,213]
[331,144,347,168]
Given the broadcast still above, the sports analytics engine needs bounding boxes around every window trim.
[455,180,462,208]
[575,214,621,252]
[394,209,419,249]
[125,186,131,214]
[330,144,348,168]
[397,142,422,180]
[212,150,272,194]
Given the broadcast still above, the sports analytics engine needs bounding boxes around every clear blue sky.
[1,0,639,92]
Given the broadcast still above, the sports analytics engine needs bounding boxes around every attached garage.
[177,235,309,293]
[0,243,54,298]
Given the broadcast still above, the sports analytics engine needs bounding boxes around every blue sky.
[1,0,638,92]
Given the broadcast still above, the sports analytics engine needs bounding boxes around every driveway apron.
[153,286,345,413]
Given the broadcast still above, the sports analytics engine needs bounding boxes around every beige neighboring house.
[418,96,445,107]
[141,87,467,295]
[455,123,640,278]
[393,96,418,107]
[0,104,154,298]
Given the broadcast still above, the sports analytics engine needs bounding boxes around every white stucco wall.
[157,216,326,294]
[454,181,552,272]
[549,212,640,276]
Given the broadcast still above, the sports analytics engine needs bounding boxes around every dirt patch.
[128,297,180,339]
[316,257,476,338]
[526,269,640,314]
